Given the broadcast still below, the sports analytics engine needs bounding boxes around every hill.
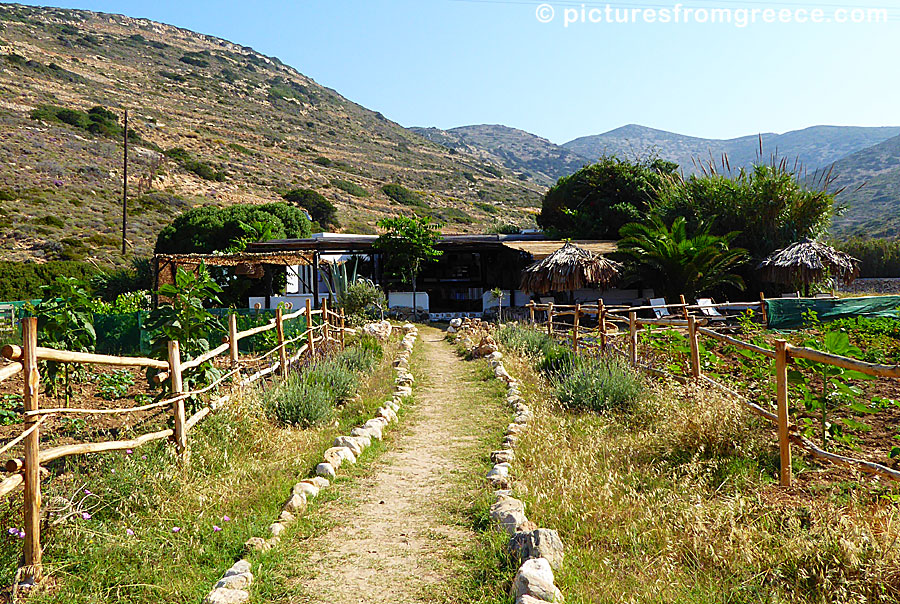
[0,4,542,264]
[827,133,900,237]
[409,124,588,186]
[563,124,900,175]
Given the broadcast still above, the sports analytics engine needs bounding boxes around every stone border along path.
[450,317,566,604]
[201,323,419,604]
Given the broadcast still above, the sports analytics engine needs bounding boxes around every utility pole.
[121,108,128,256]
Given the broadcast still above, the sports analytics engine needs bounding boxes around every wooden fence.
[0,298,348,584]
[525,299,900,488]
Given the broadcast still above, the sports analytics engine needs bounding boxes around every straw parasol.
[757,238,860,290]
[520,241,622,295]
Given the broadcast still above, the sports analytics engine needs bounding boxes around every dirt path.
[288,328,498,603]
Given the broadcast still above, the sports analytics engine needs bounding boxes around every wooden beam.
[21,317,42,582]
[775,339,792,487]
[2,345,168,369]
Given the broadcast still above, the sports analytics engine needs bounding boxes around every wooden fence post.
[22,317,42,583]
[322,299,330,342]
[679,294,690,320]
[629,311,638,367]
[306,298,315,357]
[547,303,554,337]
[167,340,188,464]
[759,292,769,328]
[688,315,701,378]
[228,313,239,370]
[276,307,288,376]
[527,302,535,325]
[775,339,792,487]
[599,300,607,350]
[572,304,580,354]
[340,309,346,350]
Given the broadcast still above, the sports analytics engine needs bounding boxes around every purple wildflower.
[126,528,134,536]
[212,525,222,532]
[81,512,91,520]
[171,526,181,533]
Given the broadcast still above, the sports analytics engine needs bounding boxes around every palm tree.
[617,216,749,301]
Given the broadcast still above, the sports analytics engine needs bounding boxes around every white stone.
[378,407,398,423]
[509,528,565,569]
[490,496,528,536]
[353,425,382,440]
[283,493,307,514]
[324,446,357,467]
[225,560,251,576]
[293,482,319,499]
[510,558,563,602]
[366,417,389,428]
[204,588,250,604]
[305,476,330,488]
[279,510,296,524]
[488,351,503,360]
[214,572,252,590]
[269,523,286,538]
[316,462,336,478]
[362,320,392,341]
[491,449,515,464]
[447,325,457,333]
[449,317,463,328]
[486,463,511,488]
[334,436,363,456]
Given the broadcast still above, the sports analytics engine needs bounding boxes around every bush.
[0,261,98,301]
[331,179,369,197]
[281,188,338,229]
[265,371,334,427]
[538,341,574,375]
[496,323,553,357]
[337,336,383,372]
[382,183,427,208]
[551,355,645,413]
[302,358,358,403]
[339,281,386,320]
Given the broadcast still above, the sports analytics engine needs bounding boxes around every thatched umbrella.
[757,238,860,293]
[520,241,622,295]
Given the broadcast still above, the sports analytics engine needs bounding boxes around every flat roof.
[247,233,616,258]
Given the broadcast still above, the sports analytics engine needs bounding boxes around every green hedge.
[0,261,98,301]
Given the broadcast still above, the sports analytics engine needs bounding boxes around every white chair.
[649,298,671,319]
[696,298,727,323]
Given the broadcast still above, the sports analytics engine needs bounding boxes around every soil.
[287,328,496,604]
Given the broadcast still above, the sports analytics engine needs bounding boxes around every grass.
[477,343,900,604]
[0,335,402,603]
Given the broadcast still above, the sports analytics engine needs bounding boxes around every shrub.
[0,261,97,301]
[281,188,338,229]
[382,183,427,208]
[265,372,334,427]
[337,336,383,372]
[331,179,369,197]
[339,281,386,320]
[302,358,358,403]
[538,341,574,375]
[551,355,645,413]
[496,323,552,357]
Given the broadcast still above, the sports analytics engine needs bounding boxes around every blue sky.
[19,0,900,143]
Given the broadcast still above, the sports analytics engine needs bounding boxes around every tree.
[282,188,339,230]
[155,203,311,254]
[654,162,837,262]
[374,215,442,317]
[537,156,678,239]
[617,216,749,301]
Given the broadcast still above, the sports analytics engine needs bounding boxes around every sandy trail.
[291,328,491,604]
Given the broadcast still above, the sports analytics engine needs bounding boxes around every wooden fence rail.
[526,297,900,489]
[0,304,349,584]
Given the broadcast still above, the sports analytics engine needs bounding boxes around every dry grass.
[0,337,400,603]
[500,351,900,604]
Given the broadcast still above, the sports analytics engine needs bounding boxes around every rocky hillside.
[827,134,900,237]
[410,124,588,186]
[0,4,542,264]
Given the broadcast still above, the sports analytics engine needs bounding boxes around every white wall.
[388,291,429,311]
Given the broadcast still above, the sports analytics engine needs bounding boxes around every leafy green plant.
[374,215,443,316]
[264,371,334,427]
[30,276,98,405]
[791,330,873,450]
[340,280,386,322]
[95,370,135,400]
[617,215,749,301]
[0,393,22,425]
[337,336,383,372]
[145,265,224,399]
